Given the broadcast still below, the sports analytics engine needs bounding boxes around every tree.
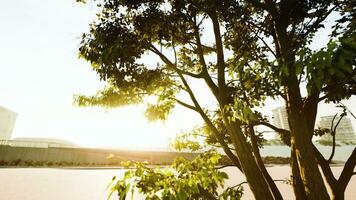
[312,105,356,200]
[75,0,356,199]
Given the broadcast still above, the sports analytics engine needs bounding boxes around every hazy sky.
[0,1,355,148]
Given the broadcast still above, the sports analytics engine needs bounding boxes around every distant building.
[272,106,290,130]
[0,106,17,140]
[7,137,77,148]
[272,106,289,139]
[318,115,356,142]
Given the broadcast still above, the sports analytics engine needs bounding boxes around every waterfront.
[0,145,355,199]
[0,166,355,200]
[260,145,355,162]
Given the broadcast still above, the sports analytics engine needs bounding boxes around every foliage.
[76,0,356,199]
[109,151,243,200]
[172,128,204,152]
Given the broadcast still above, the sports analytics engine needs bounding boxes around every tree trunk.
[330,148,356,200]
[332,188,344,200]
[283,78,330,200]
[249,126,283,200]
[290,114,330,200]
[225,122,275,200]
[291,145,307,200]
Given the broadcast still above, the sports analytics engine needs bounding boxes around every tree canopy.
[76,0,356,199]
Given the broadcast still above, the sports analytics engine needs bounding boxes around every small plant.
[108,150,243,200]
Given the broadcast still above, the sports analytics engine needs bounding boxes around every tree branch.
[249,126,283,200]
[255,34,277,59]
[149,45,202,79]
[192,15,219,98]
[215,164,236,170]
[256,121,291,146]
[172,98,198,112]
[328,114,344,163]
[209,12,226,102]
[338,147,356,192]
[312,144,337,186]
[318,94,329,102]
[296,5,338,44]
[150,44,242,172]
[341,103,356,120]
[177,68,202,78]
[229,179,286,190]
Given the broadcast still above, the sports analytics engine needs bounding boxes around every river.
[260,145,355,162]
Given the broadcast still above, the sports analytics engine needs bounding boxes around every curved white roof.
[12,137,77,146]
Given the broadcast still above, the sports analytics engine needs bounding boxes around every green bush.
[109,150,243,200]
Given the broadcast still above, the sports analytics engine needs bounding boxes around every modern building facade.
[272,106,289,139]
[6,137,77,148]
[0,106,17,140]
[0,137,77,148]
[318,115,356,142]
[272,106,290,131]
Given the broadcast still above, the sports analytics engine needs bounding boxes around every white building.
[272,106,290,131]
[318,115,356,142]
[272,106,290,139]
[1,137,77,148]
[0,106,17,140]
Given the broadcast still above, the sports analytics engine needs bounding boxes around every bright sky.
[0,1,355,149]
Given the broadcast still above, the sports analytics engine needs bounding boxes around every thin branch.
[229,179,286,189]
[257,121,291,135]
[328,114,338,163]
[173,98,198,112]
[297,5,338,43]
[150,45,202,79]
[258,130,278,134]
[332,114,343,135]
[231,181,248,188]
[170,82,189,92]
[328,114,345,163]
[202,140,236,151]
[318,94,329,102]
[215,165,236,170]
[244,18,277,59]
[255,121,291,146]
[245,20,273,36]
[177,68,202,78]
[341,103,356,120]
[196,14,207,27]
[255,34,277,58]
